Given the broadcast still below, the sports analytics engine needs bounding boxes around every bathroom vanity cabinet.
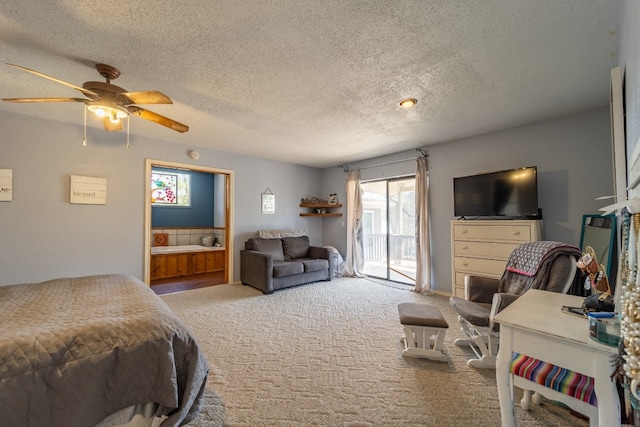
[150,249,226,280]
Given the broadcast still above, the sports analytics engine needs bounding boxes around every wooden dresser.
[450,220,542,298]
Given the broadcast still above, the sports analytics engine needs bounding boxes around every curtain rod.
[338,148,428,172]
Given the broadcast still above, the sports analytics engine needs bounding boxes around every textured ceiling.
[0,1,620,168]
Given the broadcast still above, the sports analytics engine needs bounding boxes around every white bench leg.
[400,325,448,361]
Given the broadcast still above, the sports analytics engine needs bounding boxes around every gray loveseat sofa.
[240,236,333,294]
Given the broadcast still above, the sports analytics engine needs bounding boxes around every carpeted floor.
[161,277,590,426]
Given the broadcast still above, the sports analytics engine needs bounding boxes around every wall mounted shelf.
[300,203,343,217]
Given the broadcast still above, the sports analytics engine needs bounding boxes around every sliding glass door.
[362,177,416,284]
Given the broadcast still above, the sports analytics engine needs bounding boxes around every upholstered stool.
[398,302,449,361]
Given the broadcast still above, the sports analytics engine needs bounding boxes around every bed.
[0,274,209,427]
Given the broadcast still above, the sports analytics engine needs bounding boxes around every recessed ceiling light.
[399,98,418,108]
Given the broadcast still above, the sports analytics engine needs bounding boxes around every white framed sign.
[0,169,12,202]
[70,175,107,205]
[261,188,275,214]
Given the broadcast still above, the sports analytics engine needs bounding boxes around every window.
[363,211,374,235]
[151,170,191,206]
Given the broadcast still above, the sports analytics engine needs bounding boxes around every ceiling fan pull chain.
[126,116,130,148]
[83,105,87,146]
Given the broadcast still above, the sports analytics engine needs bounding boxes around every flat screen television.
[453,166,540,219]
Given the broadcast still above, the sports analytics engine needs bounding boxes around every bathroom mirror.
[579,214,617,292]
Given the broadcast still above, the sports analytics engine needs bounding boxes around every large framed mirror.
[579,214,617,292]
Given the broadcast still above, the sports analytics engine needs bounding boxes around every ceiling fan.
[2,63,189,133]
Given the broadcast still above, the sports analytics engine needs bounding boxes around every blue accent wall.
[152,167,214,227]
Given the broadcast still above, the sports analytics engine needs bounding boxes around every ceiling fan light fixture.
[399,98,418,108]
[108,110,120,123]
[87,104,128,123]
[90,106,107,117]
[5,62,188,133]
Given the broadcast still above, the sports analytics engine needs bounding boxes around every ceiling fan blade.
[2,97,87,103]
[128,106,189,133]
[7,63,99,98]
[122,91,172,105]
[103,117,123,132]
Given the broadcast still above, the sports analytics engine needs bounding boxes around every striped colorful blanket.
[510,352,596,406]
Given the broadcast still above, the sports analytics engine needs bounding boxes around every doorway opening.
[361,176,416,284]
[144,159,234,293]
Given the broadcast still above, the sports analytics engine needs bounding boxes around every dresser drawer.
[454,256,506,277]
[454,272,467,287]
[453,224,533,242]
[453,285,466,299]
[453,241,519,260]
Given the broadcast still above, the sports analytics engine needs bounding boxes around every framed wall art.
[0,169,12,202]
[261,188,275,214]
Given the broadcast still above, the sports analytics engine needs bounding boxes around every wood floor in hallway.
[151,271,226,296]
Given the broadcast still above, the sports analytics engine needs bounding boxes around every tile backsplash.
[152,228,225,247]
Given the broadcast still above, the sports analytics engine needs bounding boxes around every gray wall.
[322,107,614,293]
[0,111,324,285]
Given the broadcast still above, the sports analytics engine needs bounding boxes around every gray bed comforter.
[0,274,209,427]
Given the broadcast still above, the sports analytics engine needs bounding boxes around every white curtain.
[342,170,365,277]
[414,157,432,293]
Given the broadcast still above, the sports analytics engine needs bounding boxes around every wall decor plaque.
[261,188,275,214]
[0,169,12,202]
[70,175,107,205]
